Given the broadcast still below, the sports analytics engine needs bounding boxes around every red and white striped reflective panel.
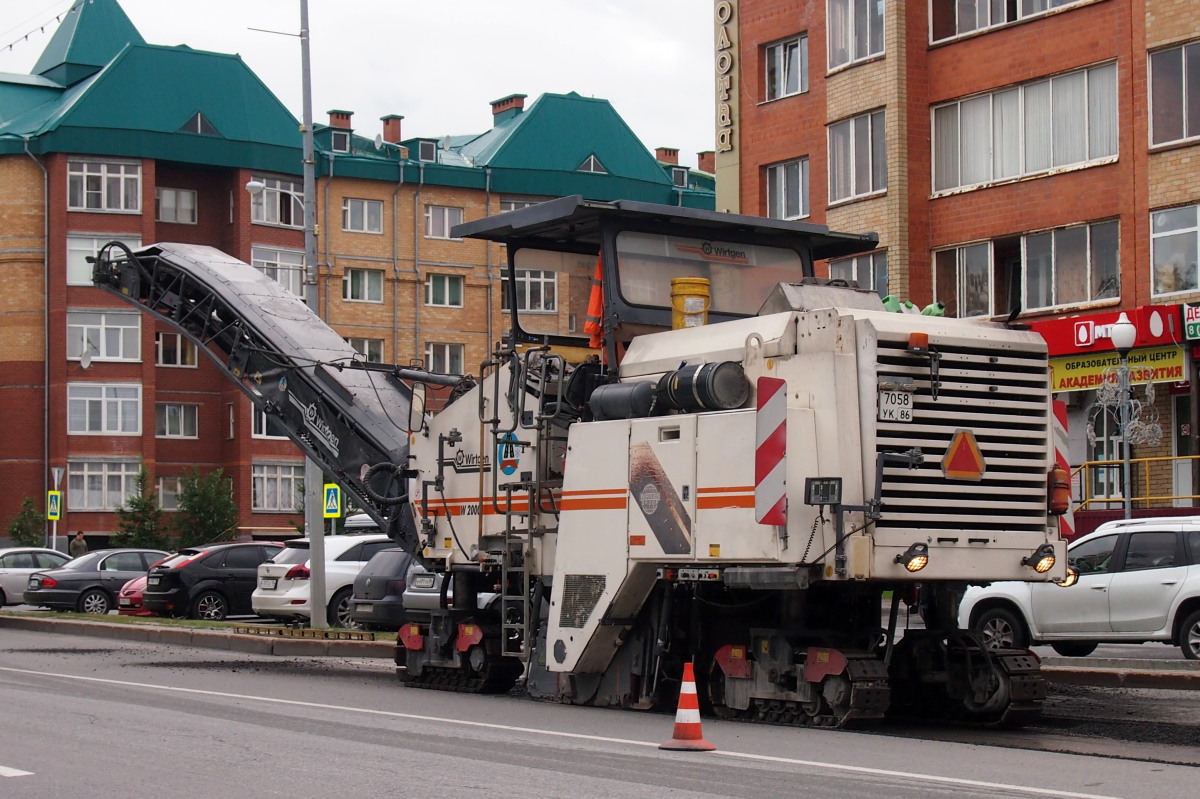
[1053,399,1076,539]
[755,377,787,525]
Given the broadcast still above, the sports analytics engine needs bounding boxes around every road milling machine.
[93,196,1070,727]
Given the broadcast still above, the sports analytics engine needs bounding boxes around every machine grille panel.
[559,575,606,628]
[874,338,1050,534]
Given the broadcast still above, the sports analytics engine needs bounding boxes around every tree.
[174,468,239,548]
[112,470,165,549]
[7,497,44,548]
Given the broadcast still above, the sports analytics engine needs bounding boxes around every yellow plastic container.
[671,277,710,329]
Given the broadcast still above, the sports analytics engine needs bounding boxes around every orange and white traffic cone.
[659,661,715,751]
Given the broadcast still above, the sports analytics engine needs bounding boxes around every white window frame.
[67,235,141,285]
[829,251,888,297]
[424,273,464,307]
[424,205,463,239]
[251,245,305,296]
[828,0,884,70]
[502,269,557,313]
[930,0,1091,44]
[933,62,1118,193]
[67,459,140,511]
[829,110,887,203]
[67,160,141,213]
[155,187,197,224]
[331,130,351,153]
[252,405,290,439]
[499,198,540,213]
[252,462,305,512]
[766,35,808,101]
[155,402,199,439]
[1150,41,1199,147]
[418,141,437,162]
[578,155,607,173]
[346,337,384,363]
[672,167,689,188]
[425,342,464,374]
[342,197,383,233]
[343,267,384,302]
[1151,204,1200,297]
[157,476,181,511]
[67,383,142,435]
[766,157,810,220]
[250,175,303,228]
[155,332,198,367]
[66,310,141,362]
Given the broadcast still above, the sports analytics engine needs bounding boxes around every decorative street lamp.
[1110,312,1137,519]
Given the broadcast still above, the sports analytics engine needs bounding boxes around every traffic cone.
[659,661,716,751]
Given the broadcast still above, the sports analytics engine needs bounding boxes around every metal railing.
[1071,454,1200,511]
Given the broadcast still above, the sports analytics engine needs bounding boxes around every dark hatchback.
[349,548,413,630]
[144,542,284,620]
[24,549,169,614]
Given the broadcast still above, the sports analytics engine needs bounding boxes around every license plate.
[878,390,913,422]
[147,576,161,586]
[356,604,371,613]
[119,597,132,606]
[260,577,278,590]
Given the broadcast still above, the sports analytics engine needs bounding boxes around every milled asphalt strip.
[0,666,1126,799]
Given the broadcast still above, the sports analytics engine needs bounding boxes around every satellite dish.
[80,347,92,370]
[374,133,384,150]
[442,135,452,149]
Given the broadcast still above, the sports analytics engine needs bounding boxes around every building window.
[156,332,198,367]
[66,311,140,362]
[418,141,437,162]
[829,251,888,297]
[155,403,198,438]
[499,198,540,213]
[1151,204,1199,296]
[342,198,383,233]
[179,112,218,136]
[828,0,883,70]
[501,269,557,313]
[578,155,607,174]
[252,463,304,512]
[425,274,464,307]
[672,167,689,188]
[156,188,197,224]
[426,342,464,374]
[68,460,140,511]
[250,176,303,228]
[933,62,1117,193]
[424,205,463,239]
[346,337,384,363]
[1150,42,1199,147]
[766,35,807,100]
[251,246,305,296]
[67,160,141,212]
[343,267,383,302]
[930,0,1090,43]
[766,157,809,220]
[67,383,141,435]
[66,235,141,285]
[252,405,290,439]
[829,110,886,203]
[158,476,181,511]
[331,130,350,152]
[934,219,1119,317]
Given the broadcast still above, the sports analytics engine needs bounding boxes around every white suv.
[252,521,394,627]
[959,516,1200,659]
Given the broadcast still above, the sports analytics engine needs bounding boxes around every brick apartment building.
[717,0,1199,527]
[0,0,714,544]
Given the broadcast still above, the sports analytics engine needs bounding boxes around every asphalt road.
[1,628,1197,799]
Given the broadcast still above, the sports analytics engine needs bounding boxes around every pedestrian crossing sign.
[323,484,341,518]
[47,490,62,521]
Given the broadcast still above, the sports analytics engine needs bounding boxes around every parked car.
[143,542,285,620]
[349,548,414,630]
[23,549,168,614]
[401,562,502,623]
[0,547,70,605]
[960,516,1200,659]
[253,522,394,627]
[117,575,152,616]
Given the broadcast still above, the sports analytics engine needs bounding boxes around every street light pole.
[1111,312,1137,520]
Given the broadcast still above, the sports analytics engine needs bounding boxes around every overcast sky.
[0,0,717,167]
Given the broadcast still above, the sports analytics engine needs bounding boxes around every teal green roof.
[33,0,144,86]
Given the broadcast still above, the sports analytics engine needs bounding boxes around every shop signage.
[1030,305,1181,357]
[1049,345,1184,392]
[1183,303,1200,341]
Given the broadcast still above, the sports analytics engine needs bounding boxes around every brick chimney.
[327,109,353,129]
[490,93,527,124]
[381,114,404,144]
[697,150,715,174]
[655,147,679,165]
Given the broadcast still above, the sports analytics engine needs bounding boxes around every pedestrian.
[69,531,88,557]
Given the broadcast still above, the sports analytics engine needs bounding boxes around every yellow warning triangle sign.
[942,430,986,481]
